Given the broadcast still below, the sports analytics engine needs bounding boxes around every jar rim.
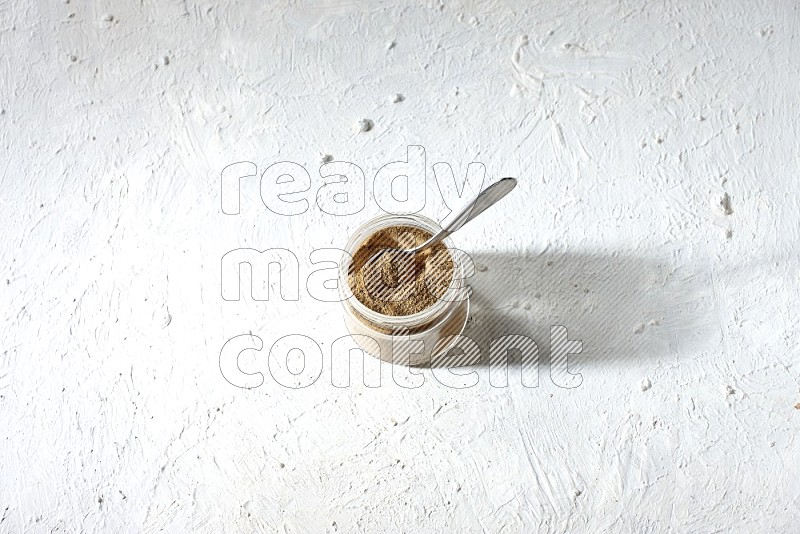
[339,213,466,329]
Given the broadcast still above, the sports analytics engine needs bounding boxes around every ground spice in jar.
[348,225,454,316]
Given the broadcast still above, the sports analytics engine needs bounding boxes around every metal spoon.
[362,177,518,299]
[407,176,518,254]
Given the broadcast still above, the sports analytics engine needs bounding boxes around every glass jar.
[338,213,470,366]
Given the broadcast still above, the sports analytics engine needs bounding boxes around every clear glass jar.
[338,214,470,366]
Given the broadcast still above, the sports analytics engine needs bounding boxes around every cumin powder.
[348,225,454,316]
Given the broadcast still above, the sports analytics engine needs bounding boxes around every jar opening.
[339,214,465,331]
[347,225,453,317]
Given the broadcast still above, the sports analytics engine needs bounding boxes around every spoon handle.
[412,177,517,253]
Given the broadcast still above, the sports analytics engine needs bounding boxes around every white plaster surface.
[1,0,799,532]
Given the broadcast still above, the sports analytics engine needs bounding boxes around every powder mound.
[348,225,454,316]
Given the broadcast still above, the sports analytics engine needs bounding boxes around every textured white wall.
[1,0,798,532]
